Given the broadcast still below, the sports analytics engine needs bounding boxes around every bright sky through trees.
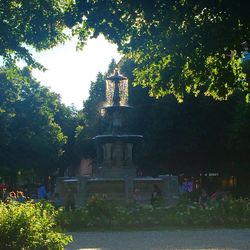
[32,35,122,109]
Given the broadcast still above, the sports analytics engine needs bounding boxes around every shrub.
[56,195,250,231]
[0,200,72,250]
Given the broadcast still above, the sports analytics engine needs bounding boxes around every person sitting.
[199,188,208,209]
[17,191,26,203]
[52,193,64,208]
[151,184,162,206]
[7,191,17,202]
[133,188,142,205]
[37,184,47,199]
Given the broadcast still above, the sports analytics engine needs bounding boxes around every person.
[182,178,193,193]
[241,41,250,70]
[211,189,229,201]
[37,184,47,199]
[7,191,17,202]
[17,191,26,203]
[136,168,143,177]
[52,193,64,208]
[46,189,53,201]
[1,188,8,202]
[133,188,141,205]
[64,187,76,211]
[151,184,162,206]
[199,188,208,209]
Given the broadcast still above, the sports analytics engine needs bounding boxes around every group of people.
[0,184,61,206]
[1,180,228,210]
[133,184,163,206]
[179,177,233,209]
[1,189,27,203]
[0,182,77,213]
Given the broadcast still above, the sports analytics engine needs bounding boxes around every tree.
[0,0,73,68]
[2,1,250,102]
[0,67,76,180]
[77,0,250,102]
[119,58,248,177]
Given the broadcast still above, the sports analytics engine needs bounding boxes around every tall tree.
[119,58,247,176]
[0,67,77,180]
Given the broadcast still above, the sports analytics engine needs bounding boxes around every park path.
[65,228,250,250]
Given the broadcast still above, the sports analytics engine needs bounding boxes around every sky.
[31,35,122,109]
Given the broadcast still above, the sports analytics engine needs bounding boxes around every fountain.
[56,68,178,205]
[93,68,143,178]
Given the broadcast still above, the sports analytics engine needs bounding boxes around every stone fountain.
[93,68,143,178]
[56,69,178,206]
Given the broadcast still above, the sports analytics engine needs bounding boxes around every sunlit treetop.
[1,0,250,102]
[0,0,74,68]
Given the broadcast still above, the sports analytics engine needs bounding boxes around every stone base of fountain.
[55,175,179,207]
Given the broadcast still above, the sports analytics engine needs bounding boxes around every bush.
[0,201,72,250]
[57,195,250,231]
[57,194,119,230]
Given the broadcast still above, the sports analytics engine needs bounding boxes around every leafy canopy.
[0,66,72,176]
[1,0,250,101]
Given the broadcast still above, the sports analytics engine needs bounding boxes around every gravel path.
[65,229,250,250]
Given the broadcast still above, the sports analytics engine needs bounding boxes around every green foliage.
[0,201,72,250]
[57,195,117,230]
[57,195,250,231]
[2,0,250,101]
[81,58,250,178]
[62,0,250,102]
[0,67,79,178]
[0,0,71,68]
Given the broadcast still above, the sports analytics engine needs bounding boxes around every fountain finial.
[107,68,127,81]
[114,68,119,76]
[106,68,128,106]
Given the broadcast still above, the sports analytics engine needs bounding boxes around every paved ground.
[65,229,250,250]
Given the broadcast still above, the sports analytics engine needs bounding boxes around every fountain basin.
[56,175,179,206]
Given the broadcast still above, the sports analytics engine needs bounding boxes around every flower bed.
[57,195,250,231]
